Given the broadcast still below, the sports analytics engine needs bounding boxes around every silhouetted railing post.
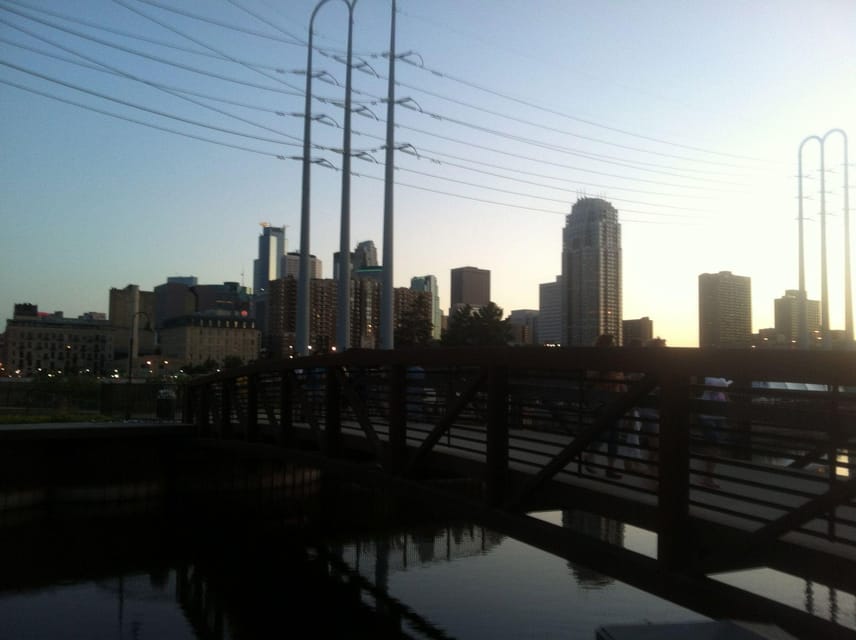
[246,374,259,441]
[731,376,752,460]
[486,366,509,507]
[182,384,194,427]
[198,384,210,435]
[387,364,407,473]
[657,371,693,570]
[279,372,293,445]
[220,379,232,438]
[325,367,342,457]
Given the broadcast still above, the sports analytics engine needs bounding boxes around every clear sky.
[1,0,854,347]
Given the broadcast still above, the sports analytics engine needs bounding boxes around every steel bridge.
[183,346,856,639]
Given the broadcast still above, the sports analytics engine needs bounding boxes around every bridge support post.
[486,366,509,507]
[220,379,233,438]
[198,385,210,436]
[246,374,259,441]
[657,372,693,570]
[387,364,407,474]
[279,372,293,445]
[325,367,343,457]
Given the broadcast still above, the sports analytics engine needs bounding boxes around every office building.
[3,303,114,376]
[159,313,259,368]
[282,251,322,281]
[774,289,821,345]
[538,276,563,345]
[698,271,752,348]
[508,309,539,345]
[253,223,286,295]
[450,266,490,313]
[109,284,156,358]
[411,275,441,340]
[334,239,379,280]
[623,317,654,347]
[155,280,252,329]
[562,198,622,346]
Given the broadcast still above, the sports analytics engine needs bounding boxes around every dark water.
[0,520,707,640]
[0,458,851,639]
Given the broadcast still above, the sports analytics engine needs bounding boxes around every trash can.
[156,387,177,420]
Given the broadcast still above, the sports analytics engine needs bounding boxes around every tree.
[395,293,434,347]
[441,302,511,346]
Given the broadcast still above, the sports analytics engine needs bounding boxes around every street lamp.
[126,310,151,419]
[297,0,357,356]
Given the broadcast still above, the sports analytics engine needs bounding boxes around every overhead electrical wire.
[223,0,772,166]
[0,0,753,224]
[0,77,297,160]
[392,42,771,164]
[5,0,767,186]
[0,59,304,147]
[4,2,743,192]
[392,100,747,181]
[110,0,305,94]
[0,79,699,226]
[0,11,317,146]
[219,0,766,184]
[0,1,371,106]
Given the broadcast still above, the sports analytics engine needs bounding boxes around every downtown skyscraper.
[253,223,286,295]
[562,198,622,346]
[698,270,751,348]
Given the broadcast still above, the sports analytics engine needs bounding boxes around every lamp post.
[297,0,356,356]
[126,310,151,419]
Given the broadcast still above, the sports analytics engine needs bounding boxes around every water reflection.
[0,500,708,639]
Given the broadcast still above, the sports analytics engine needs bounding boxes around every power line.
[0,1,370,106]
[1,75,703,226]
[0,76,297,160]
[393,100,748,181]
[7,29,717,211]
[388,76,768,172]
[2,0,312,77]
[394,12,772,164]
[0,11,313,145]
[111,0,305,94]
[0,58,303,147]
[353,171,702,224]
[394,152,711,214]
[392,163,710,216]
[384,121,747,191]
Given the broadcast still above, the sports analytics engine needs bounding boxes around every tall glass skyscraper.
[411,274,441,340]
[698,271,751,348]
[253,224,286,295]
[562,198,622,346]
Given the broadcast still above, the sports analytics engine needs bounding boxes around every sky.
[1,0,854,347]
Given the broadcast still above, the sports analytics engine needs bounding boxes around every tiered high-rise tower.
[562,198,622,346]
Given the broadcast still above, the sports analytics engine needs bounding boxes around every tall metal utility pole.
[336,1,357,351]
[797,135,821,347]
[297,0,355,356]
[379,0,397,350]
[796,129,851,349]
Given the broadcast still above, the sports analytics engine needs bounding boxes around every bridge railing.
[184,346,856,572]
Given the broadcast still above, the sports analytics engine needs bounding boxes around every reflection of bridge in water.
[183,345,856,639]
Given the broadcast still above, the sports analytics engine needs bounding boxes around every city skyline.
[1,1,854,347]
